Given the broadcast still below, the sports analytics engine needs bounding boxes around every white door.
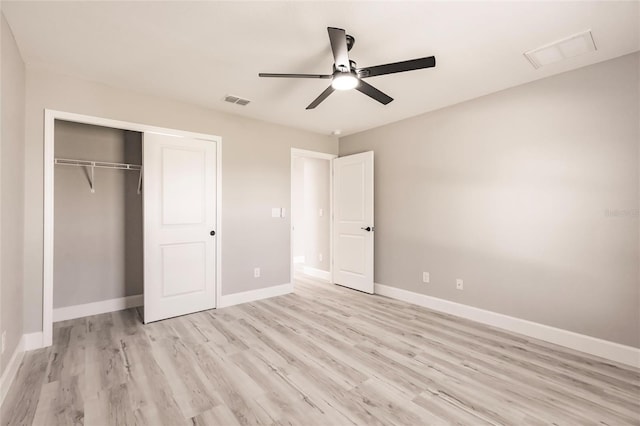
[333,151,374,293]
[143,132,217,323]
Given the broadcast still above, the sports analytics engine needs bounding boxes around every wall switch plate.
[280,208,286,218]
[422,272,430,283]
[271,208,281,218]
[1,331,6,354]
[318,253,323,262]
[319,208,323,217]
[456,279,464,290]
[254,267,261,278]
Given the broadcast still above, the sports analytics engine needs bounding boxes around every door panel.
[339,235,366,275]
[337,162,365,221]
[161,147,205,225]
[333,151,374,293]
[144,132,216,323]
[161,242,206,297]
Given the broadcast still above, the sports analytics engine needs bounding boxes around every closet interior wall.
[54,120,143,312]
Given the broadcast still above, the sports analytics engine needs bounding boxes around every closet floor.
[2,275,639,425]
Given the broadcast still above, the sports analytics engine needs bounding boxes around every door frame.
[43,109,222,347]
[290,148,337,286]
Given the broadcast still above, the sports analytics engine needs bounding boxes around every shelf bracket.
[88,163,95,193]
[137,167,143,195]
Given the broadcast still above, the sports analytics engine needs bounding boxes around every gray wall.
[292,157,331,272]
[340,53,640,348]
[54,121,142,309]
[0,11,25,375]
[23,67,338,333]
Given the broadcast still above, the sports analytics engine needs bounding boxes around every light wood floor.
[2,275,639,425]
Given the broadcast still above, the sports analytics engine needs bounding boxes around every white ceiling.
[3,1,639,136]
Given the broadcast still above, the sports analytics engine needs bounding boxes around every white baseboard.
[374,283,640,368]
[218,283,293,308]
[23,332,43,351]
[0,335,25,406]
[53,294,143,322]
[303,266,331,282]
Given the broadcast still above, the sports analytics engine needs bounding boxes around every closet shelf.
[54,158,143,194]
[55,158,142,170]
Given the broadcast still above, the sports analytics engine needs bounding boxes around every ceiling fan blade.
[306,85,335,110]
[356,80,393,105]
[357,56,436,78]
[327,27,351,72]
[258,73,332,79]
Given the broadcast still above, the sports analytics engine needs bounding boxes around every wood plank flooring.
[2,275,639,425]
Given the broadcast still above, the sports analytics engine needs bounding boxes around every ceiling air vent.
[223,95,251,106]
[524,30,597,69]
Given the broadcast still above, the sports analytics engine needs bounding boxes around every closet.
[53,120,143,321]
[49,115,220,332]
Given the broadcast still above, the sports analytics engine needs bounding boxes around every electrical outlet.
[456,279,464,290]
[1,331,6,355]
[254,267,261,278]
[318,253,323,262]
[422,272,430,283]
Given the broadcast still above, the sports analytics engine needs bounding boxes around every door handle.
[360,226,374,232]
[210,230,216,236]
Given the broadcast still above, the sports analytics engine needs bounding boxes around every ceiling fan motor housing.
[346,34,355,51]
[333,60,358,74]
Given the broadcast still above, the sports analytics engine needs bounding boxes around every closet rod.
[54,158,142,194]
[54,158,142,171]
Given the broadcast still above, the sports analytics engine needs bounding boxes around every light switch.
[280,208,286,218]
[319,208,323,217]
[272,208,280,218]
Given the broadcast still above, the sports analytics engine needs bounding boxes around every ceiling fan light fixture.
[331,73,359,91]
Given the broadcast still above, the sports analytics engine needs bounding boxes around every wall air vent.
[524,30,597,69]
[223,95,251,106]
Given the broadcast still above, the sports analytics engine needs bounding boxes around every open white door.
[143,132,217,323]
[333,151,374,293]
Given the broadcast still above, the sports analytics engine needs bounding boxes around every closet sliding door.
[143,132,217,323]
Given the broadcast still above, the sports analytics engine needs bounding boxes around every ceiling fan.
[258,27,436,110]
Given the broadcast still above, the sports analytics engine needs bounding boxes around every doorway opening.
[290,149,336,285]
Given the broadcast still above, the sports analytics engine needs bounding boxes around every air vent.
[524,30,597,69]
[223,95,251,106]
